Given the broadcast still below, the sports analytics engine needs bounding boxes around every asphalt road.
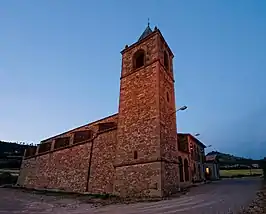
[0,178,262,214]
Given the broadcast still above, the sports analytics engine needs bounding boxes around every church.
[17,24,206,197]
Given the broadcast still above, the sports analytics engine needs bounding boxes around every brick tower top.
[120,24,174,82]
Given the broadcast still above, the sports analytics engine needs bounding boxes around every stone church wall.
[18,114,118,194]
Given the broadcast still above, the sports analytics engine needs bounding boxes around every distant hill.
[207,151,260,166]
[0,141,34,169]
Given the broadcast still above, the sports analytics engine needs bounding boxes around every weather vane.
[148,18,150,27]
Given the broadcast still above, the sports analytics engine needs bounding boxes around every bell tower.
[114,24,179,197]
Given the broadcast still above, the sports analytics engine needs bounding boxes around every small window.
[38,141,52,153]
[54,137,70,149]
[25,146,37,157]
[134,151,138,159]
[73,130,93,144]
[98,122,117,132]
[134,50,145,69]
[166,92,170,102]
[164,51,169,70]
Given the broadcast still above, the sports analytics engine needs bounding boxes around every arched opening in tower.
[134,50,145,69]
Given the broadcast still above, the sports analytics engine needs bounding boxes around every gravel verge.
[240,180,266,213]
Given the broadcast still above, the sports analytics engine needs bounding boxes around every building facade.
[177,133,206,186]
[205,154,220,180]
[17,25,206,197]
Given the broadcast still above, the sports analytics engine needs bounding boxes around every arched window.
[164,51,169,70]
[178,156,184,182]
[184,158,189,181]
[133,49,145,69]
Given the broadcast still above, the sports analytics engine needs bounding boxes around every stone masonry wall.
[115,30,183,197]
[88,129,117,194]
[18,114,118,194]
[116,33,161,167]
[188,135,205,182]
[115,32,162,197]
[159,66,177,161]
[114,162,162,197]
[157,34,180,195]
[18,143,92,192]
[116,67,160,164]
[161,162,179,195]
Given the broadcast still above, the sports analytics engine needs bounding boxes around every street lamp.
[177,105,187,112]
[170,105,187,116]
[173,105,187,191]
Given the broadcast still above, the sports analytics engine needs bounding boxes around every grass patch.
[220,168,263,178]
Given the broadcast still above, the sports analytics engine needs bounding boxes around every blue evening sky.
[1,0,265,159]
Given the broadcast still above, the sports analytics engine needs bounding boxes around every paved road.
[0,178,261,214]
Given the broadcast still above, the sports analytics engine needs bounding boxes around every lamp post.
[173,105,187,133]
[173,105,187,191]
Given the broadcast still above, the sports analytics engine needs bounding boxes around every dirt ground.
[0,177,262,214]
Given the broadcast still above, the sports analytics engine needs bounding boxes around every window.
[166,92,170,102]
[39,141,52,153]
[134,151,138,159]
[178,135,189,153]
[73,130,93,144]
[98,122,117,132]
[54,137,70,149]
[25,146,37,157]
[164,51,169,70]
[133,50,145,69]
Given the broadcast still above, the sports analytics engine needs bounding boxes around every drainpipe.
[85,132,98,192]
